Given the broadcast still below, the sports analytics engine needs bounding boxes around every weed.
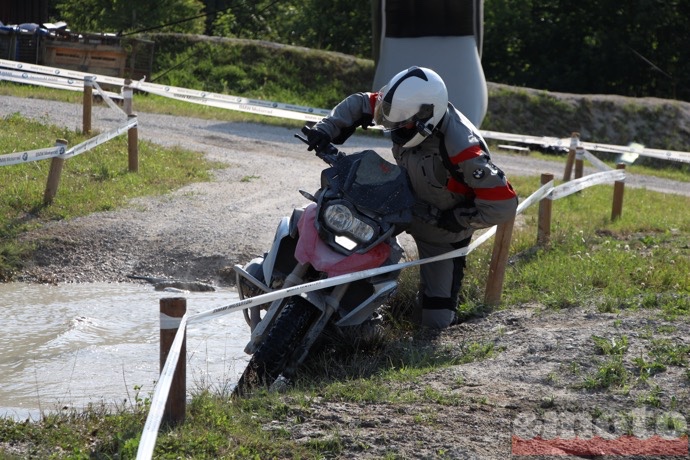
[581,356,630,390]
[592,335,629,355]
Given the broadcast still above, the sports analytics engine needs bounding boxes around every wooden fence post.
[484,215,516,306]
[563,132,579,182]
[537,173,553,246]
[43,139,68,205]
[575,146,584,179]
[82,76,94,134]
[611,163,626,221]
[123,78,133,116]
[128,114,139,172]
[160,297,186,425]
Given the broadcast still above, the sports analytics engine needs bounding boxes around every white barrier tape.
[582,149,613,172]
[140,85,326,123]
[0,145,67,166]
[136,314,188,460]
[0,59,330,122]
[0,110,136,166]
[0,67,122,99]
[159,312,183,330]
[187,243,470,325]
[482,129,690,164]
[0,58,124,86]
[5,58,690,163]
[578,140,690,164]
[481,130,573,152]
[66,117,138,159]
[92,80,127,117]
[1,67,83,91]
[549,169,625,201]
[517,180,555,213]
[131,81,331,119]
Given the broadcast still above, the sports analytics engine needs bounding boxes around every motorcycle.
[231,126,415,397]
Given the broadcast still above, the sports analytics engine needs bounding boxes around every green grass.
[463,175,690,317]
[0,112,224,280]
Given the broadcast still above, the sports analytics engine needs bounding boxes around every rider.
[304,66,518,329]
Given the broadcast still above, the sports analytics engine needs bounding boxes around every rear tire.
[233,296,317,397]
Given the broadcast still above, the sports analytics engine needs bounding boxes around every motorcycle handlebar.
[295,127,345,165]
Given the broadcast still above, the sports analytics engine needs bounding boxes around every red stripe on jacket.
[474,183,518,201]
[447,178,476,198]
[369,93,378,112]
[450,145,483,164]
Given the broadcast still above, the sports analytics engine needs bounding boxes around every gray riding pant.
[414,236,471,328]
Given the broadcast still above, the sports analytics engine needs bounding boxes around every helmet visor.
[374,90,434,131]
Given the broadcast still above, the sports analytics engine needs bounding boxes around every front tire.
[233,296,317,397]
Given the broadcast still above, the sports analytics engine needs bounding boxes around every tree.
[482,0,689,100]
[208,0,373,58]
[55,0,206,34]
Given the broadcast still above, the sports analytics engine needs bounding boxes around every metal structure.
[372,0,487,127]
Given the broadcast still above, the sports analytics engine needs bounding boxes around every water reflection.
[0,282,249,420]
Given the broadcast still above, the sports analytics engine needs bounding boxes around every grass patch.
[487,176,690,316]
[0,113,224,280]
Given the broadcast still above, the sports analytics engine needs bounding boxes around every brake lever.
[294,133,344,165]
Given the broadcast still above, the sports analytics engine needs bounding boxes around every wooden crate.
[43,40,126,77]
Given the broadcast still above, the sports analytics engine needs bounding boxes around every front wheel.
[233,296,318,397]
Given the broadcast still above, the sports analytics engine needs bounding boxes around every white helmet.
[373,66,448,148]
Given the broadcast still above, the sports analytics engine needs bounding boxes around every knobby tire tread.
[233,297,316,397]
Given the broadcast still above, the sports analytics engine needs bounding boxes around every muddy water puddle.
[0,282,249,420]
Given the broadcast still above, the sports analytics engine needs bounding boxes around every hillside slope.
[486,82,690,152]
[146,34,690,154]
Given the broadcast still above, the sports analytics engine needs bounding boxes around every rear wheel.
[233,296,317,397]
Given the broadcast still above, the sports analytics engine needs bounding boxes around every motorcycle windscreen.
[295,204,391,278]
[332,150,415,217]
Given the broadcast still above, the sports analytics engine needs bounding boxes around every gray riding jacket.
[313,92,518,244]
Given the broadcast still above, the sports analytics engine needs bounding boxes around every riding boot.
[420,294,456,329]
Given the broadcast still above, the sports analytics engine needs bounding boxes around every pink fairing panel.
[294,204,391,277]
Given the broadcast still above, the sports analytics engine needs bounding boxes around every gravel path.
[2,95,689,285]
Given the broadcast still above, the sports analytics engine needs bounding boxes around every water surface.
[0,282,249,420]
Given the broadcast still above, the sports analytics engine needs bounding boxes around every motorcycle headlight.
[323,204,375,243]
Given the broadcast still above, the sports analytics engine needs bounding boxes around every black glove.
[437,208,466,233]
[359,113,374,130]
[331,114,375,145]
[305,127,331,152]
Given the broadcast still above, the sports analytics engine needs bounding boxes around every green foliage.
[582,356,630,390]
[592,335,629,356]
[208,0,372,58]
[483,0,690,101]
[54,0,205,34]
[50,0,690,101]
[146,33,376,109]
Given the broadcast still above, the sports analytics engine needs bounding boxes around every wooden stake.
[43,139,68,205]
[128,114,139,172]
[123,78,133,116]
[537,173,553,246]
[563,132,579,182]
[484,215,516,306]
[160,297,186,425]
[82,76,94,134]
[611,163,626,221]
[575,147,584,179]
